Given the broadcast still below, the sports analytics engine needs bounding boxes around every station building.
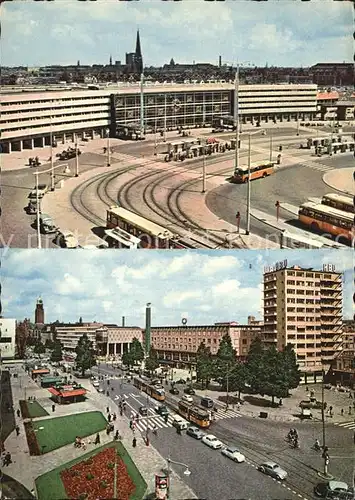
[0,82,317,153]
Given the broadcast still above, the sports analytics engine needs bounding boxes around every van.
[201,397,214,409]
[172,415,188,430]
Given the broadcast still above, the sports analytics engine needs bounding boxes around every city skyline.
[2,0,353,68]
[1,249,353,326]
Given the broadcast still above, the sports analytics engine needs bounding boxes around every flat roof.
[300,202,354,222]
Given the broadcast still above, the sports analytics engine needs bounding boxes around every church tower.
[135,30,143,75]
[35,297,44,325]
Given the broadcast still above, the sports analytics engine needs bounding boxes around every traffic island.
[24,411,107,455]
[35,441,147,500]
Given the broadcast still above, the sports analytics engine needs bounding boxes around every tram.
[133,377,166,402]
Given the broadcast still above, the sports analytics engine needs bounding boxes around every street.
[91,364,355,500]
[2,127,353,249]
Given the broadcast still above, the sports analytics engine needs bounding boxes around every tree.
[245,337,267,395]
[261,346,289,404]
[121,351,134,368]
[145,346,159,374]
[214,333,236,389]
[196,342,214,389]
[45,338,55,350]
[229,361,248,399]
[33,342,46,355]
[15,319,31,358]
[50,340,63,362]
[75,333,96,376]
[129,338,145,365]
[281,343,301,393]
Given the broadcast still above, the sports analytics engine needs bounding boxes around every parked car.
[28,184,48,199]
[221,446,245,463]
[184,387,195,395]
[169,387,179,395]
[200,397,214,409]
[155,405,169,417]
[175,379,186,384]
[182,394,193,404]
[186,426,206,440]
[257,461,287,480]
[314,481,352,499]
[202,434,223,450]
[139,406,148,416]
[57,230,79,248]
[27,199,41,215]
[38,213,57,234]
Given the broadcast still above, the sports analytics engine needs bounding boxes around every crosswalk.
[116,394,243,433]
[334,420,355,430]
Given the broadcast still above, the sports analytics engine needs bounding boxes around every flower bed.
[24,421,41,456]
[61,447,135,500]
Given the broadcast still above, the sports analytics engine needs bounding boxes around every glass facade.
[112,90,232,131]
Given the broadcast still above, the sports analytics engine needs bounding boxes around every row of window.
[2,112,110,125]
[2,119,109,134]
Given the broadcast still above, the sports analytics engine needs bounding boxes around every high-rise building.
[35,297,44,325]
[0,318,16,359]
[134,30,143,75]
[263,261,343,383]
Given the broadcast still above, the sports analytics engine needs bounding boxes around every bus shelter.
[40,376,64,388]
[48,385,87,404]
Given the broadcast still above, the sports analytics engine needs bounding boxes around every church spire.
[135,29,143,75]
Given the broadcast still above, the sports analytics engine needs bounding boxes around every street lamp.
[245,128,266,236]
[166,456,191,500]
[34,169,42,249]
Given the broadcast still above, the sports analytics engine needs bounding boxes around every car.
[175,378,186,384]
[169,387,179,395]
[182,394,193,404]
[172,415,189,430]
[221,446,245,463]
[57,230,79,248]
[257,461,287,481]
[155,405,169,417]
[184,387,195,395]
[92,381,100,388]
[38,214,57,234]
[314,480,352,499]
[186,426,206,440]
[202,434,223,450]
[28,184,48,199]
[139,406,148,416]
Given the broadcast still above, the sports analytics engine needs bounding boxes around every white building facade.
[0,318,17,359]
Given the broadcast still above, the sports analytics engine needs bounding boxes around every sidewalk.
[196,383,355,425]
[323,167,354,196]
[3,365,196,499]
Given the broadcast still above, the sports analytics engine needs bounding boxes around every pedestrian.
[16,409,20,418]
[132,437,137,448]
[329,406,333,417]
[236,403,241,412]
[305,386,309,392]
[106,391,109,396]
[341,408,344,416]
[349,406,352,415]
[279,399,283,406]
[129,420,133,430]
[113,413,116,421]
[120,408,123,417]
[353,431,355,445]
[94,433,100,445]
[353,401,355,410]
[52,404,55,413]
[114,430,120,441]
[108,414,112,423]
[349,392,353,399]
[3,452,12,467]
[15,425,20,436]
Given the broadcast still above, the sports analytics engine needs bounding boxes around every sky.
[1,249,353,326]
[2,0,353,68]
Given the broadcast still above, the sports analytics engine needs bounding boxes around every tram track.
[212,422,316,500]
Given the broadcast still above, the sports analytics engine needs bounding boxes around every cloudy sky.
[2,0,352,68]
[1,249,353,326]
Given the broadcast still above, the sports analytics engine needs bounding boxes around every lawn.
[35,441,147,500]
[33,411,107,454]
[19,400,49,418]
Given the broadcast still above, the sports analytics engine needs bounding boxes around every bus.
[106,206,187,249]
[298,202,354,244]
[133,377,166,402]
[321,193,354,214]
[232,161,275,183]
[177,400,211,428]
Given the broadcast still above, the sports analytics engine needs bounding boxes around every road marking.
[334,420,355,429]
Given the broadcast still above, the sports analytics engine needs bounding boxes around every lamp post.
[201,139,206,193]
[166,456,191,500]
[50,113,55,191]
[269,133,273,162]
[34,169,42,249]
[107,131,111,167]
[234,66,240,175]
[245,129,266,236]
[75,140,79,177]
[164,94,167,142]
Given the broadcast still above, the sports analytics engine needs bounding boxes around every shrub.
[107,462,115,470]
[86,473,94,480]
[100,480,108,488]
[70,470,80,477]
[78,494,88,500]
